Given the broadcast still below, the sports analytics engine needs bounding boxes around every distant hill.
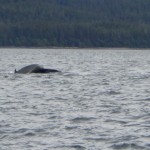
[0,0,150,48]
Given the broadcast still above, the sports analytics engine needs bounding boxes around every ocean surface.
[0,48,150,150]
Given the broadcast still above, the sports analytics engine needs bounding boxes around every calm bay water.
[0,48,150,150]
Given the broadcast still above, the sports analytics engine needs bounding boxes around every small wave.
[110,142,146,150]
[104,119,128,125]
[52,145,86,150]
[13,128,29,133]
[0,135,8,139]
[71,117,96,123]
[107,90,121,95]
[13,128,45,137]
[65,126,78,130]
[24,132,35,136]
[129,74,150,80]
[139,98,150,101]
[63,72,82,77]
[85,137,106,141]
[70,145,86,150]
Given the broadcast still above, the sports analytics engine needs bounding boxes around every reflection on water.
[0,48,150,150]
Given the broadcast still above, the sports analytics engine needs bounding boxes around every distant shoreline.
[0,46,149,50]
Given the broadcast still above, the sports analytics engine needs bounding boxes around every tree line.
[0,0,150,47]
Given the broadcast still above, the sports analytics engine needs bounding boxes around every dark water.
[0,48,150,150]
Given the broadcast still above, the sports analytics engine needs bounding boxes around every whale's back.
[15,64,43,74]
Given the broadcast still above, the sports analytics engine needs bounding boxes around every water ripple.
[1,49,150,150]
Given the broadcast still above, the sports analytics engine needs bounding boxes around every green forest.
[0,0,150,48]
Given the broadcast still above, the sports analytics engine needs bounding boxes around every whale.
[14,64,60,74]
